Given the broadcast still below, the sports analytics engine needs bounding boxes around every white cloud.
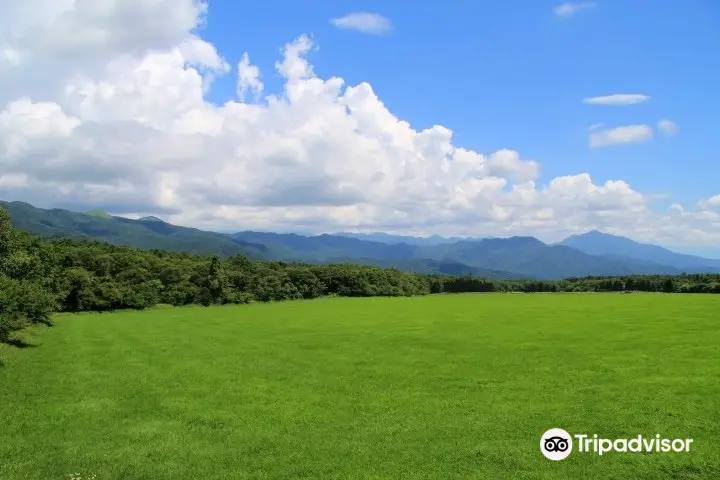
[485,149,540,184]
[554,2,596,18]
[330,13,392,35]
[0,0,719,247]
[589,124,653,148]
[657,119,679,137]
[237,53,263,100]
[700,195,720,210]
[0,0,219,108]
[583,94,650,105]
[2,0,207,59]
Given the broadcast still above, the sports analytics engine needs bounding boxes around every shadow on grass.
[0,338,40,367]
[4,338,40,349]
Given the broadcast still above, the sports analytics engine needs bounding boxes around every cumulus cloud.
[330,13,392,35]
[589,124,653,148]
[0,0,223,108]
[0,0,718,246]
[237,53,263,100]
[1,0,208,61]
[583,94,650,105]
[700,195,720,210]
[554,2,596,18]
[657,119,679,137]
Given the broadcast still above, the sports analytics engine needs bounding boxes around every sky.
[0,0,719,254]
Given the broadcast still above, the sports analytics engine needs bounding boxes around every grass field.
[1,294,719,479]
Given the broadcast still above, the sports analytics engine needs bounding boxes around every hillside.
[0,201,268,258]
[85,209,113,219]
[138,216,167,223]
[229,231,524,278]
[417,236,684,280]
[333,232,462,246]
[231,231,416,261]
[323,257,529,280]
[229,232,684,279]
[559,230,720,272]
[3,201,511,278]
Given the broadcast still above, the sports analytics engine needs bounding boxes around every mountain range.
[558,230,720,270]
[3,200,719,280]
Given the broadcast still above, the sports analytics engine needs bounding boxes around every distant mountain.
[138,215,166,223]
[85,209,113,219]
[664,245,720,260]
[559,230,720,272]
[2,201,506,277]
[228,232,529,278]
[333,232,463,246]
[318,257,527,280]
[1,201,268,258]
[417,236,683,280]
[5,200,719,280]
[231,231,417,262]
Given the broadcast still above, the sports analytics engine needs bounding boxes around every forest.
[2,206,719,344]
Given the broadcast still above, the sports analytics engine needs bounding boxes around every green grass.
[1,294,719,479]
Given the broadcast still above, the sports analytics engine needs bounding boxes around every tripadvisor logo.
[540,428,573,460]
[540,428,694,461]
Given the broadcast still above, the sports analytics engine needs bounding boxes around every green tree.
[0,208,56,343]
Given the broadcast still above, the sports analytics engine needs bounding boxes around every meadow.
[1,293,719,479]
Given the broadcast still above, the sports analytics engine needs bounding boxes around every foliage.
[0,209,56,343]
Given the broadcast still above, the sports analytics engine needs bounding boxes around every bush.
[0,275,55,342]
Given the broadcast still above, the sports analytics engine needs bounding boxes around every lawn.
[1,294,719,479]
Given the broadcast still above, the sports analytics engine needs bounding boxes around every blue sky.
[203,0,720,206]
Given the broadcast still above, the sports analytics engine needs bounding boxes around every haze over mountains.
[3,200,720,280]
[558,230,720,269]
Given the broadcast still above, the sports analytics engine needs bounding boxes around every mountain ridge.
[0,200,269,258]
[0,201,521,278]
[558,230,720,272]
[3,200,719,279]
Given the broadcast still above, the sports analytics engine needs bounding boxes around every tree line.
[2,206,719,344]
